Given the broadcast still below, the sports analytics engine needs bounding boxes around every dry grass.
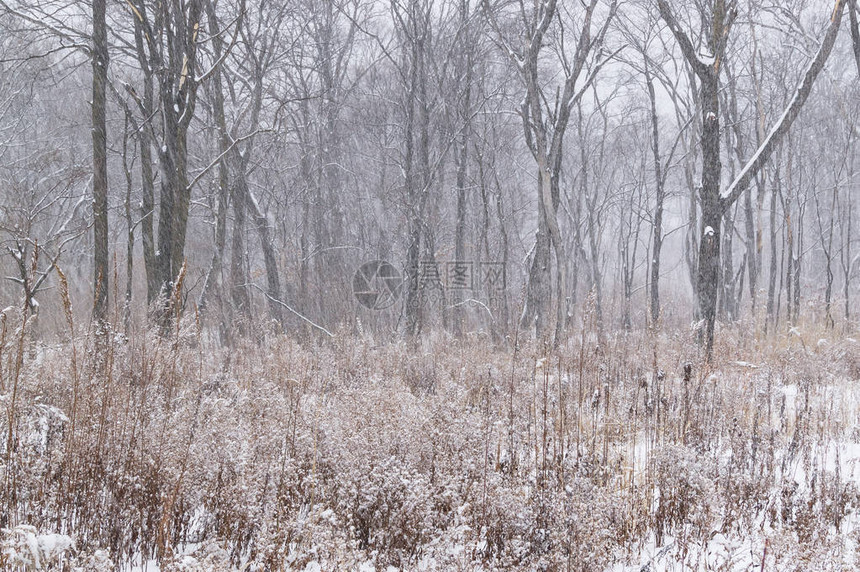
[1,310,859,570]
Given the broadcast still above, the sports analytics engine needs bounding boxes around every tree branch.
[721,0,845,209]
[249,283,334,337]
[186,129,268,192]
[849,0,860,76]
[196,1,245,85]
[656,0,707,77]
[0,0,89,55]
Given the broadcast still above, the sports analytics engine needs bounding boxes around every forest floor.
[1,319,860,571]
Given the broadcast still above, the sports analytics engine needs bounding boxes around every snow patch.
[0,526,74,570]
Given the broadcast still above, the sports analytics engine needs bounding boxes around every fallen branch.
[249,283,334,338]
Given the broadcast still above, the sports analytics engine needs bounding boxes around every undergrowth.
[1,307,859,570]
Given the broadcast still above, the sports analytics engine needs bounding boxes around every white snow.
[1,526,74,570]
[697,50,715,67]
[38,533,74,560]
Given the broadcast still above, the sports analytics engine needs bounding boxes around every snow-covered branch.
[720,0,846,210]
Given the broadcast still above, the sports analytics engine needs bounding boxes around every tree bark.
[198,0,231,324]
[122,117,135,332]
[766,167,780,331]
[646,61,664,327]
[230,178,250,331]
[92,0,109,323]
[149,0,202,316]
[400,3,426,340]
[132,16,159,305]
[452,0,472,338]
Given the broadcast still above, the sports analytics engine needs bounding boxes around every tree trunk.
[198,0,233,330]
[494,168,510,338]
[766,170,779,331]
[452,0,472,337]
[230,181,250,332]
[719,205,736,321]
[744,183,757,312]
[521,212,551,337]
[403,20,423,340]
[153,0,202,318]
[843,201,853,324]
[133,18,159,305]
[299,151,312,317]
[125,217,134,331]
[646,63,664,327]
[793,205,803,323]
[92,0,109,323]
[122,116,135,332]
[453,140,468,337]
[785,195,794,324]
[244,186,282,325]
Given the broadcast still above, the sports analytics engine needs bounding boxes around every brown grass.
[1,311,859,570]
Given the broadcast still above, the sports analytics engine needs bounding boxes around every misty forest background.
[0,0,858,348]
[5,0,860,570]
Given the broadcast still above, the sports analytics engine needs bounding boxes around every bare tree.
[484,0,618,344]
[657,0,845,356]
[451,0,476,338]
[123,0,204,318]
[388,0,435,340]
[618,6,688,328]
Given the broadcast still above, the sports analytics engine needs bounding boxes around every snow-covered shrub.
[338,457,439,567]
[544,478,639,572]
[72,549,114,571]
[161,540,232,572]
[649,444,718,545]
[0,525,74,570]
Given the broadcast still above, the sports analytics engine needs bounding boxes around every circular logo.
[353,260,402,310]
